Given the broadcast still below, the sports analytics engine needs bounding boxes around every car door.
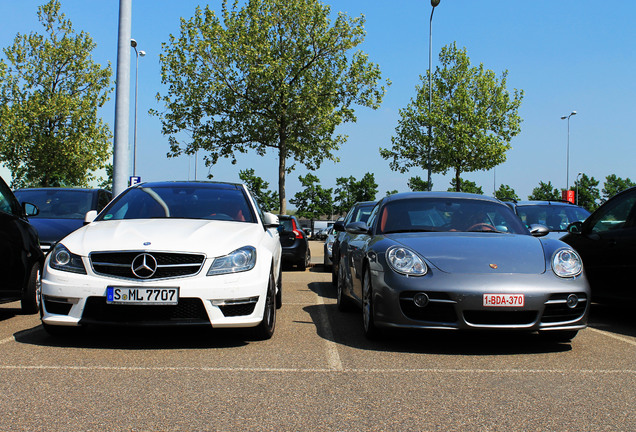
[0,179,34,296]
[346,203,380,302]
[564,188,636,301]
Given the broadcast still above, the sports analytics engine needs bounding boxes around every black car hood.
[389,232,547,274]
[27,218,84,244]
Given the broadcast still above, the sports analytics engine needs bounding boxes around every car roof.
[382,191,501,204]
[131,181,244,190]
[513,200,581,207]
[15,187,109,192]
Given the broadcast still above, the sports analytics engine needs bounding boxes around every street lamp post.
[560,110,577,191]
[575,172,583,205]
[131,39,145,178]
[427,0,440,191]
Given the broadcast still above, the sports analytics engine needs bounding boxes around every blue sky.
[1,0,634,204]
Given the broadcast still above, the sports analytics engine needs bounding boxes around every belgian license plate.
[483,293,524,307]
[106,287,179,305]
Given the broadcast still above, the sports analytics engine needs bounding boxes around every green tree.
[408,176,431,192]
[385,190,398,196]
[333,173,378,215]
[381,42,523,192]
[0,0,112,188]
[574,174,600,212]
[290,173,333,226]
[98,164,113,191]
[601,174,635,202]
[448,178,483,194]
[528,181,560,201]
[239,168,279,212]
[494,184,518,201]
[154,0,387,214]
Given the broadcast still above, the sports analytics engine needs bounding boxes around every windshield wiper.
[384,228,439,234]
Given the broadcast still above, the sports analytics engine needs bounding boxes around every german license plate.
[106,287,179,305]
[483,293,524,307]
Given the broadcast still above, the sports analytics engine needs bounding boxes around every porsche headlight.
[387,246,427,276]
[207,246,257,276]
[552,248,582,278]
[49,244,87,274]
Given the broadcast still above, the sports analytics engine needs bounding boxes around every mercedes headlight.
[49,244,87,274]
[386,246,427,276]
[207,246,257,276]
[552,248,583,278]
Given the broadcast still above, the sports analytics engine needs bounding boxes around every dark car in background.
[277,214,311,270]
[331,201,376,284]
[561,186,636,303]
[14,187,112,253]
[0,176,44,313]
[505,200,590,240]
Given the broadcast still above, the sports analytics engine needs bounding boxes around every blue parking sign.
[129,176,141,186]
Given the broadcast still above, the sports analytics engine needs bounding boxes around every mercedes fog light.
[413,292,430,308]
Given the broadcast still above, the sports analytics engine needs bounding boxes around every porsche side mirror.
[528,224,549,237]
[345,221,370,235]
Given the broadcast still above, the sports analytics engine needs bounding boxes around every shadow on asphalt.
[304,303,576,355]
[13,324,271,350]
[303,277,636,355]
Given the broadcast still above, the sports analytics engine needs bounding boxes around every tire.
[539,330,578,343]
[298,246,310,271]
[362,266,380,339]
[331,257,338,286]
[253,272,276,340]
[336,256,352,312]
[275,267,282,309]
[21,262,41,314]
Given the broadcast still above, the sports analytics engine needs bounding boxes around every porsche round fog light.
[413,292,430,308]
[566,294,579,309]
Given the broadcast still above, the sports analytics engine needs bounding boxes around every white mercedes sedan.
[40,181,282,339]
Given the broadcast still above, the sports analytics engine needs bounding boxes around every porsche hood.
[391,233,547,274]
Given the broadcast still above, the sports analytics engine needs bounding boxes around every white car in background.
[40,181,282,339]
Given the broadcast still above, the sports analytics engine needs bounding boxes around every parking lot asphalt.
[1,240,634,431]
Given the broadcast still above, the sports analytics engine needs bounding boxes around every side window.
[0,181,19,216]
[590,192,636,233]
[365,203,381,233]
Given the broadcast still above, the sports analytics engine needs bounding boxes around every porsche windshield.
[99,185,255,222]
[378,198,528,235]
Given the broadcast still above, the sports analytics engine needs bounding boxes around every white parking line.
[314,294,344,372]
[588,327,636,347]
[0,336,14,346]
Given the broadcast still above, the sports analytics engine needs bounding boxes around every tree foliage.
[289,173,333,221]
[408,176,431,192]
[447,178,483,194]
[239,168,278,212]
[494,184,518,201]
[0,0,112,188]
[154,0,387,214]
[381,42,523,192]
[528,181,560,201]
[574,173,600,212]
[602,174,635,203]
[333,172,377,215]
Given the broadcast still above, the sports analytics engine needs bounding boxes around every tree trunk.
[278,140,287,215]
[455,168,461,192]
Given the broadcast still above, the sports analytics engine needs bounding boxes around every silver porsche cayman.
[336,192,590,342]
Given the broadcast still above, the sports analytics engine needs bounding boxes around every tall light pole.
[575,172,583,205]
[560,110,576,191]
[131,39,145,178]
[427,0,441,191]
